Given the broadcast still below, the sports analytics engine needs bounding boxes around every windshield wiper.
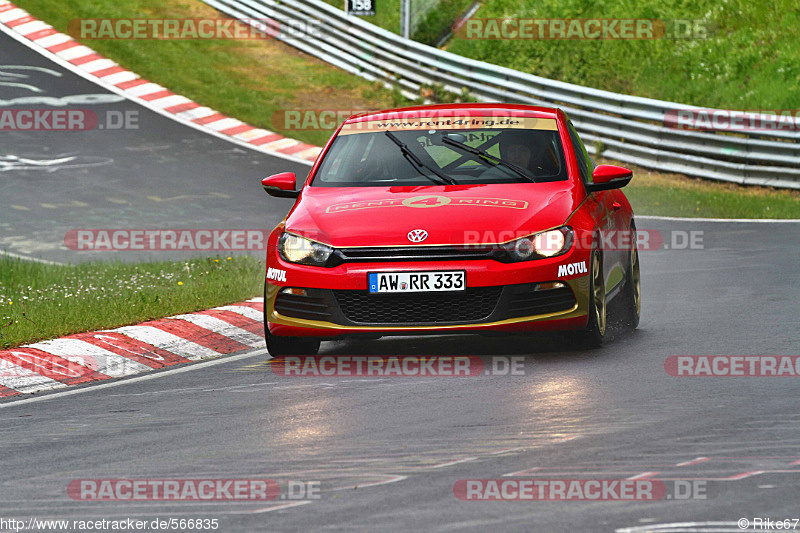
[384,132,457,185]
[441,135,537,183]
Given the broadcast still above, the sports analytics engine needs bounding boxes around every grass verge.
[607,158,800,219]
[0,255,264,348]
[363,0,800,110]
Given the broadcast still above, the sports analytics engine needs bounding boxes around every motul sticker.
[558,261,587,277]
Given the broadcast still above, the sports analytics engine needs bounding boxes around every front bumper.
[265,249,592,337]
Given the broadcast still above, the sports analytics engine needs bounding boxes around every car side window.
[567,121,595,183]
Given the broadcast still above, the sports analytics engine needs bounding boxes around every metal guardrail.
[203,0,800,189]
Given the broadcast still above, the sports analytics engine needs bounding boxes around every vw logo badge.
[407,229,428,243]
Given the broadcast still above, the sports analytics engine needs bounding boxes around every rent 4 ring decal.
[327,195,528,213]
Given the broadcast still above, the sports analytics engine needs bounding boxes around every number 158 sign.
[347,0,375,16]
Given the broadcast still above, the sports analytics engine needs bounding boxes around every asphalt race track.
[2,27,800,533]
[0,31,310,263]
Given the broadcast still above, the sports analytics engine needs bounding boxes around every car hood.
[284,183,581,248]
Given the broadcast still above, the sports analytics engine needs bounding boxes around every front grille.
[275,284,576,328]
[507,287,576,318]
[333,287,503,325]
[331,246,495,265]
[274,292,332,321]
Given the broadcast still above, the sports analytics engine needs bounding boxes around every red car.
[261,104,640,355]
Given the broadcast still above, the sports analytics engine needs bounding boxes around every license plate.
[368,271,466,293]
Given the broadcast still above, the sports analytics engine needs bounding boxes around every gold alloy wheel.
[631,245,641,317]
[592,250,606,336]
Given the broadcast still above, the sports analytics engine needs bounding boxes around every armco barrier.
[202,0,800,189]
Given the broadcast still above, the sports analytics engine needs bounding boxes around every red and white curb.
[0,298,266,398]
[0,1,321,163]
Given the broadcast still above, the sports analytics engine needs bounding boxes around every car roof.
[344,103,561,124]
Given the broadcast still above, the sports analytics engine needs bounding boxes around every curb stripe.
[172,314,265,348]
[96,70,137,86]
[197,309,264,337]
[0,366,66,394]
[5,14,32,27]
[74,331,191,368]
[30,338,151,378]
[164,101,199,114]
[148,94,191,109]
[54,44,93,60]
[139,89,174,102]
[91,65,125,78]
[22,27,56,40]
[235,301,265,312]
[111,325,224,361]
[0,385,21,397]
[0,347,104,385]
[250,134,284,146]
[115,78,149,90]
[46,39,79,53]
[215,305,264,322]
[1,350,268,408]
[193,112,227,125]
[81,58,117,73]
[219,124,254,136]
[149,319,252,354]
[69,52,102,65]
[36,33,71,49]
[0,298,271,398]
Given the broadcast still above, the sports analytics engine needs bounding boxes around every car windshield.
[312,118,568,187]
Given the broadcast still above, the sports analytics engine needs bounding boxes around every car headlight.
[501,226,572,262]
[278,232,334,266]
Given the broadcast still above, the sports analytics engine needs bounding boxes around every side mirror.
[261,172,300,198]
[586,165,633,192]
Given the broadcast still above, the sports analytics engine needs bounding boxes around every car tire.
[575,247,606,348]
[620,222,641,329]
[263,283,321,357]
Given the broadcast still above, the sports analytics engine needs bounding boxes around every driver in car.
[480,130,560,181]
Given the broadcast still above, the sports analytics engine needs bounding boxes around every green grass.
[443,0,800,110]
[410,0,473,46]
[609,158,800,219]
[0,256,264,348]
[318,0,472,45]
[335,0,800,109]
